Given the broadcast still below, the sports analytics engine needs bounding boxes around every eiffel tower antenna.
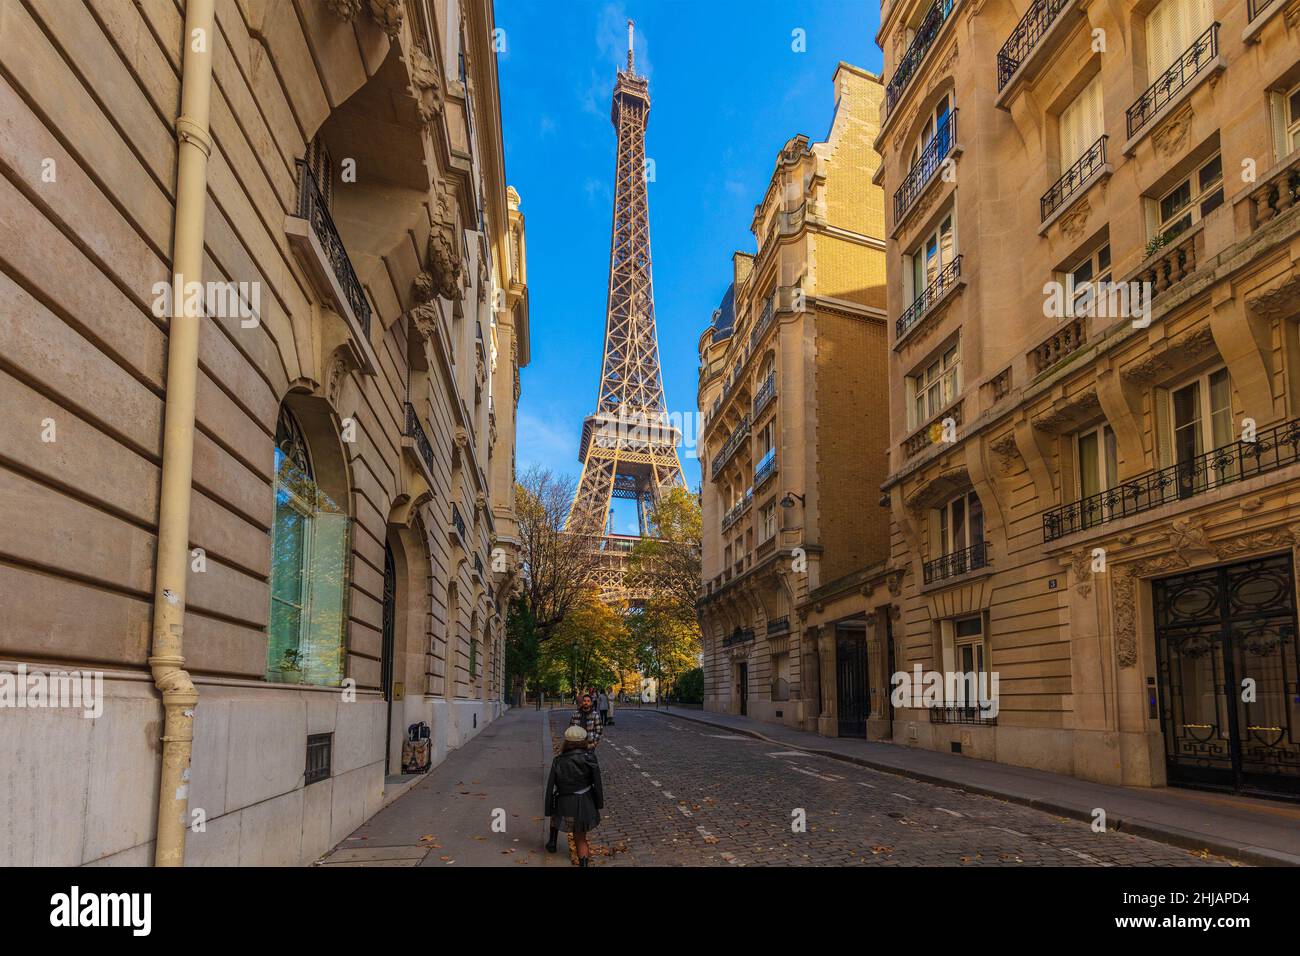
[568,21,685,594]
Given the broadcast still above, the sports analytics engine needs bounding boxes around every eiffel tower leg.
[569,449,617,536]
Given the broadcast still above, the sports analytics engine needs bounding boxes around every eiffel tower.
[569,21,685,596]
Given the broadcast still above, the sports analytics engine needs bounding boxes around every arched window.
[267,405,350,686]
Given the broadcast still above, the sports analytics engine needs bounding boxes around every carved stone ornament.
[1071,550,1094,597]
[422,227,462,300]
[1058,198,1091,240]
[325,348,351,408]
[1167,517,1215,558]
[477,248,490,303]
[1152,105,1193,159]
[1032,389,1101,434]
[368,0,403,39]
[1122,325,1215,383]
[1112,552,1191,668]
[409,301,439,342]
[1247,274,1300,320]
[324,0,363,19]
[990,432,1020,475]
[409,47,444,127]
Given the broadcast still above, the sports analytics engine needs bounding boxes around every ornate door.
[836,624,868,738]
[1153,553,1300,798]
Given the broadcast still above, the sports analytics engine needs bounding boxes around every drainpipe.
[151,0,216,867]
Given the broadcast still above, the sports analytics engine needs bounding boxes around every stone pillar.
[817,626,837,738]
[799,625,820,731]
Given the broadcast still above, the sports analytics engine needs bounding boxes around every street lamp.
[780,492,805,509]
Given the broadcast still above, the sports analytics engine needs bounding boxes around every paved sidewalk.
[655,708,1300,866]
[316,708,557,867]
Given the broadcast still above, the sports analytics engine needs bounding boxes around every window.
[470,637,479,681]
[909,341,960,428]
[1059,74,1104,166]
[908,92,953,170]
[1272,84,1300,159]
[1076,423,1118,503]
[934,490,984,558]
[1156,154,1223,238]
[908,214,955,303]
[1145,0,1213,79]
[1289,85,1300,152]
[758,418,775,458]
[1156,367,1234,497]
[267,406,350,686]
[760,500,777,541]
[305,135,334,211]
[1067,243,1112,315]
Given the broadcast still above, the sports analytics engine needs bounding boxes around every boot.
[578,856,589,867]
[545,828,558,853]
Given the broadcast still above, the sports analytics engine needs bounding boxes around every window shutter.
[1060,75,1103,164]
[1154,387,1174,469]
[1269,91,1289,163]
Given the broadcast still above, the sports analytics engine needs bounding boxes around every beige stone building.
[0,0,528,864]
[876,0,1300,798]
[697,64,893,735]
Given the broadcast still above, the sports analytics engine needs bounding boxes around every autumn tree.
[514,465,600,643]
[541,589,631,694]
[625,485,702,629]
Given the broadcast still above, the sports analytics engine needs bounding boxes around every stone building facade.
[877,0,1300,797]
[0,0,528,864]
[697,64,892,734]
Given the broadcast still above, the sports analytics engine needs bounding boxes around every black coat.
[545,748,604,832]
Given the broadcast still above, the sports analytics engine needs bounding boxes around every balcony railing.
[1041,135,1106,221]
[711,414,750,479]
[722,627,756,649]
[1030,317,1086,375]
[897,256,962,343]
[1247,153,1300,228]
[750,296,775,350]
[767,616,790,636]
[1125,23,1219,140]
[721,489,753,533]
[997,0,1071,91]
[1134,227,1199,304]
[929,703,997,726]
[451,502,467,540]
[894,111,957,225]
[753,371,776,418]
[904,399,963,459]
[1247,0,1271,22]
[474,553,484,577]
[1042,418,1300,542]
[885,0,957,116]
[295,159,371,339]
[403,402,435,474]
[754,447,777,487]
[923,540,989,584]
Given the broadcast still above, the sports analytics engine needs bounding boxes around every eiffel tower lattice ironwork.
[568,21,685,598]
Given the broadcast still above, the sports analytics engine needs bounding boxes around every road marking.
[1059,846,1111,867]
[936,808,963,817]
[632,763,641,769]
[677,804,693,817]
[789,766,837,782]
[767,751,806,758]
[641,771,650,777]
[624,746,641,755]
[662,791,675,800]
[856,782,876,790]
[891,792,916,802]
[651,780,661,787]
[706,734,748,740]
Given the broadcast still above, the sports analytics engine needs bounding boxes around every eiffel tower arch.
[569,21,686,600]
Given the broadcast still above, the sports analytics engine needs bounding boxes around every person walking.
[544,725,604,865]
[569,693,603,750]
[597,688,610,726]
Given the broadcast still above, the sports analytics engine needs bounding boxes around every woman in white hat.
[544,724,605,866]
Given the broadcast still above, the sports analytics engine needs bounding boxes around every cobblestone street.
[558,709,1232,868]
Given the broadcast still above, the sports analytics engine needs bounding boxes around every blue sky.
[497,0,881,530]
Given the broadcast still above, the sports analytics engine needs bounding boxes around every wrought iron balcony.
[1042,418,1300,542]
[721,488,753,533]
[896,256,961,342]
[885,0,957,116]
[923,540,989,584]
[711,414,750,479]
[295,159,371,340]
[722,627,756,648]
[1125,23,1219,140]
[929,703,997,725]
[894,111,957,225]
[997,0,1071,92]
[750,296,776,350]
[753,371,776,418]
[767,616,790,636]
[474,552,484,577]
[403,401,435,475]
[754,447,777,487]
[1041,135,1106,222]
[451,502,467,540]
